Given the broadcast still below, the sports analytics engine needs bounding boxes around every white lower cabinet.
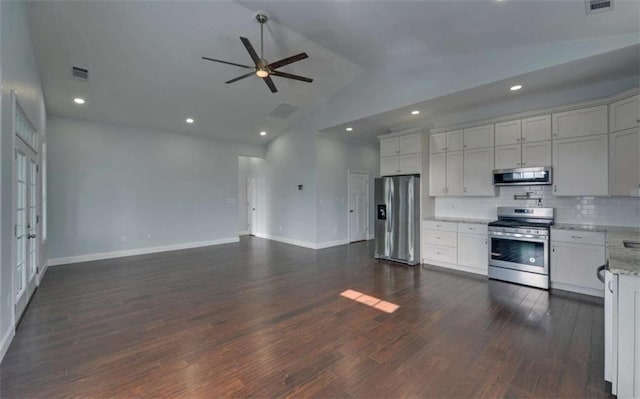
[457,233,488,274]
[422,221,488,275]
[550,229,605,297]
[616,274,640,399]
[607,273,640,398]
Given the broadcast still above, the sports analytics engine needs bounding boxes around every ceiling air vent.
[269,103,298,119]
[71,66,88,81]
[586,0,613,14]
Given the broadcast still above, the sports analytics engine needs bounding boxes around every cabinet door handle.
[516,138,521,142]
[521,162,526,166]
[554,185,557,193]
[609,279,614,294]
[521,137,526,143]
[571,235,583,239]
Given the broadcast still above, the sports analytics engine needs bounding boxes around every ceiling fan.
[202,13,313,93]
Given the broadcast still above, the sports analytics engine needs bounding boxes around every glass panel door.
[14,140,39,320]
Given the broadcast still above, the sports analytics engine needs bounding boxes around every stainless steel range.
[488,207,554,289]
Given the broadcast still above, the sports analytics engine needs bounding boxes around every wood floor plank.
[0,237,610,398]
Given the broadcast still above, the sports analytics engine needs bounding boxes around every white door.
[348,172,368,242]
[14,138,39,320]
[247,177,257,235]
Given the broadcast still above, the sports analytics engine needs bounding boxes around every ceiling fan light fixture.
[256,69,269,78]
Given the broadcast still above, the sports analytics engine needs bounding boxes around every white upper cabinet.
[609,128,639,196]
[429,152,446,196]
[522,141,552,168]
[430,130,463,154]
[522,114,551,143]
[463,125,494,150]
[610,95,640,133]
[379,132,422,176]
[447,151,464,196]
[495,144,522,170]
[381,133,420,157]
[494,120,522,146]
[463,147,495,196]
[552,105,608,139]
[447,130,464,152]
[380,156,399,176]
[398,134,421,154]
[380,138,398,157]
[430,133,447,154]
[398,153,420,174]
[553,134,608,196]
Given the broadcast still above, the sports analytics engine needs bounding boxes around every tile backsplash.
[435,186,640,227]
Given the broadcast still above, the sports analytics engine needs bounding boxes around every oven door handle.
[489,232,548,243]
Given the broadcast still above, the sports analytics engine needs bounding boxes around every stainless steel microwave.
[493,166,552,186]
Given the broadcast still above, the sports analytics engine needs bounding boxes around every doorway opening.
[238,156,264,236]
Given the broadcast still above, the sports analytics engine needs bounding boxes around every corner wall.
[315,134,379,246]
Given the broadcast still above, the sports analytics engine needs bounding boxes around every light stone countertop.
[423,216,492,225]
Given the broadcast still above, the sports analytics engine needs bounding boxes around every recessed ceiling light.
[346,127,353,131]
[510,85,522,91]
[411,110,420,115]
[73,97,85,105]
[260,131,267,136]
[186,118,194,124]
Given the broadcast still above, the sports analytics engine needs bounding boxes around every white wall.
[315,134,379,245]
[237,156,264,234]
[256,112,319,246]
[46,117,264,261]
[436,185,640,228]
[1,0,47,361]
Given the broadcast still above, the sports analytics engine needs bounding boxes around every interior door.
[247,177,257,235]
[349,172,368,242]
[14,138,39,321]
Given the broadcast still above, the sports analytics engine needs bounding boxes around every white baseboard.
[46,237,240,267]
[316,239,350,249]
[253,233,317,249]
[551,282,604,298]
[0,327,15,364]
[238,230,250,236]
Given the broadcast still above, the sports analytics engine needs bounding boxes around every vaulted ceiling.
[28,0,640,144]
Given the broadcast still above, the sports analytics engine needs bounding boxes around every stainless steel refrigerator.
[374,175,420,265]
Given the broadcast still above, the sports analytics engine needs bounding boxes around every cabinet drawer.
[551,229,605,246]
[457,223,488,234]
[423,220,457,232]
[424,230,457,247]
[423,244,457,264]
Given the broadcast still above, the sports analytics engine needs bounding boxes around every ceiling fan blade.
[240,37,261,66]
[263,76,278,93]
[225,72,256,84]
[202,57,253,69]
[268,53,309,70]
[270,70,313,83]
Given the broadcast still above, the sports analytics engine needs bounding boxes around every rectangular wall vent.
[269,103,298,119]
[586,0,613,14]
[71,66,88,81]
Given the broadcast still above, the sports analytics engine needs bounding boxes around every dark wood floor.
[1,237,611,398]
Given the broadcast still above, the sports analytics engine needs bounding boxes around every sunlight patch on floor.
[340,290,399,313]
